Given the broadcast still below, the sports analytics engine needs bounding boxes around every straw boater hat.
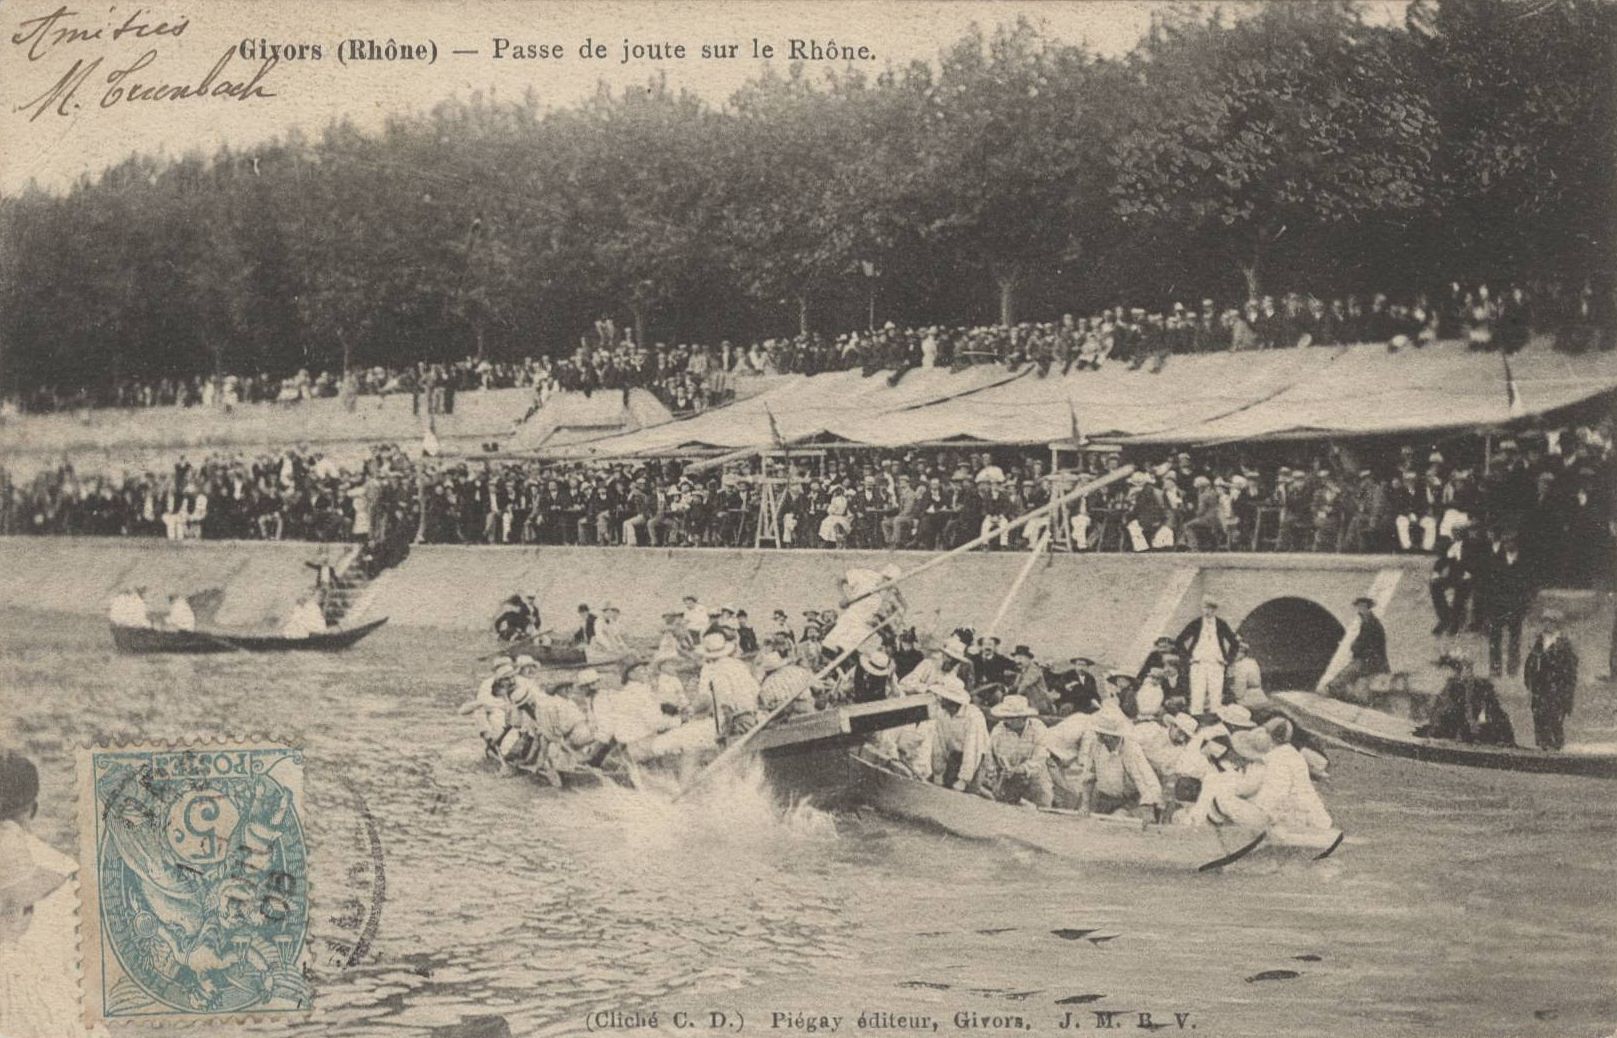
[758,650,792,674]
[1231,727,1274,762]
[575,668,602,689]
[941,637,970,663]
[698,631,735,659]
[492,660,516,679]
[1167,712,1200,738]
[990,694,1039,719]
[931,682,971,707]
[1136,683,1164,717]
[860,650,895,678]
[1215,703,1256,730]
[1090,703,1131,737]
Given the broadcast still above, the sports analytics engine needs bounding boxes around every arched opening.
[1237,597,1346,692]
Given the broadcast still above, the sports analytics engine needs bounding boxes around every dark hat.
[1012,644,1034,659]
[1153,636,1175,649]
[1353,595,1376,608]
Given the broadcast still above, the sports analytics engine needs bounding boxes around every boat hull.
[772,750,1339,870]
[1271,690,1617,780]
[111,617,389,654]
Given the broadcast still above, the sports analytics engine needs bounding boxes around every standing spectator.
[1523,610,1578,750]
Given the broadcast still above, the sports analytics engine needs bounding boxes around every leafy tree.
[1111,3,1438,298]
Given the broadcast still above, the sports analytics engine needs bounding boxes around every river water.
[3,608,1613,1038]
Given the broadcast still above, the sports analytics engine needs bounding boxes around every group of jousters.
[106,467,1616,871]
[469,561,1345,873]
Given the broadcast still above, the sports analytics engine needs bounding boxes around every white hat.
[941,637,970,663]
[513,654,539,671]
[492,660,516,679]
[698,631,735,659]
[1167,713,1199,738]
[1136,683,1164,717]
[758,650,792,674]
[990,694,1039,719]
[860,650,894,677]
[575,668,602,687]
[879,562,903,581]
[1231,728,1274,761]
[1215,703,1256,730]
[931,681,971,707]
[1090,703,1130,738]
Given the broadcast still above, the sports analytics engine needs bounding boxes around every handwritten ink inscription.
[11,6,278,121]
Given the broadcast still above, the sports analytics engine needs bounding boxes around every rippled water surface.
[3,609,1614,1037]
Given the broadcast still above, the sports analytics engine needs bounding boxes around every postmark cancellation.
[73,740,312,1026]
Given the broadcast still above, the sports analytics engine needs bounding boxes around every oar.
[983,529,1050,642]
[843,465,1136,611]
[672,612,901,802]
[1197,830,1266,872]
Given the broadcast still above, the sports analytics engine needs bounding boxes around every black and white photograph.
[1,1,1614,1034]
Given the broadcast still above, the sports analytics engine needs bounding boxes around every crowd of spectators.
[9,279,1611,417]
[6,418,1611,588]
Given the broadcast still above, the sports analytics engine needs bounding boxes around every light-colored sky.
[1,1,1407,195]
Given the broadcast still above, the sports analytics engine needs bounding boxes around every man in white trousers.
[1176,597,1239,715]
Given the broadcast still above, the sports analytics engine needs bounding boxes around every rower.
[166,594,197,632]
[695,631,762,740]
[591,603,629,657]
[280,596,328,639]
[459,660,518,754]
[850,650,895,704]
[494,591,541,642]
[985,695,1053,806]
[586,659,674,760]
[1208,726,1333,832]
[680,594,709,640]
[1067,703,1163,819]
[108,587,151,628]
[931,677,990,793]
[758,649,817,716]
[1131,684,1180,781]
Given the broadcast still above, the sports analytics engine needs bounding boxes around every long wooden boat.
[111,617,389,654]
[487,637,628,671]
[777,749,1342,871]
[1271,690,1617,780]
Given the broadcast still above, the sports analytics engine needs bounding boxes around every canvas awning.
[529,338,1617,458]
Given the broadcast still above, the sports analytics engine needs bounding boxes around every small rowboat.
[804,750,1342,871]
[486,637,627,671]
[1271,690,1617,780]
[110,617,389,654]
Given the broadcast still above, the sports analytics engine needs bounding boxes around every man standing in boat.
[1177,597,1238,715]
[823,563,906,673]
[1524,609,1578,750]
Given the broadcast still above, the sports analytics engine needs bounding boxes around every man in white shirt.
[930,681,989,792]
[694,632,761,739]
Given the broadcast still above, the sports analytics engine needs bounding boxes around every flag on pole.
[765,404,786,449]
[1067,397,1087,447]
[1502,353,1525,418]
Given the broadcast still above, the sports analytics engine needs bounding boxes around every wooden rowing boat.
[1271,690,1617,780]
[486,637,627,671]
[110,616,389,654]
[785,749,1342,871]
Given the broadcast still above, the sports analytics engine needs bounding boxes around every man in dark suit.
[1325,596,1390,701]
[1482,532,1535,677]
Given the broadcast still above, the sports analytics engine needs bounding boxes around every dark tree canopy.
[0,2,1610,396]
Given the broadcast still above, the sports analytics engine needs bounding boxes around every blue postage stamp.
[75,740,312,1026]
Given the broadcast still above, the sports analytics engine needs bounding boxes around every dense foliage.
[1,1,1611,393]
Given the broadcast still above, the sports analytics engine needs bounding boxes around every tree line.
[1,0,1612,395]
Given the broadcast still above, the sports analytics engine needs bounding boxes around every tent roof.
[504,387,672,451]
[531,338,1617,457]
